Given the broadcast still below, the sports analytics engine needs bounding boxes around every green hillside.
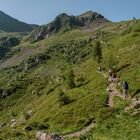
[0,12,140,140]
[0,10,37,32]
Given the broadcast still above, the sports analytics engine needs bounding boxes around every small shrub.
[58,90,73,106]
[15,132,23,137]
[46,87,55,94]
[75,75,88,87]
[11,111,17,117]
[24,126,33,131]
[92,41,102,63]
[133,22,140,32]
[96,107,115,124]
[107,54,118,69]
[131,33,138,37]
[121,27,132,35]
[29,121,49,130]
[65,68,75,89]
[24,113,31,120]
[46,84,59,95]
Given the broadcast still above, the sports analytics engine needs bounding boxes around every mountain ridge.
[28,11,110,42]
[0,10,38,32]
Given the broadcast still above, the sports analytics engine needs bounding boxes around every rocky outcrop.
[0,36,20,59]
[0,90,10,99]
[29,13,82,42]
[0,88,16,99]
[10,117,27,128]
[24,110,33,120]
[0,122,6,128]
[0,37,20,47]
[36,131,64,140]
[24,53,50,70]
[10,119,18,128]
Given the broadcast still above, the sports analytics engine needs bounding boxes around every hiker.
[122,81,129,98]
[108,76,116,83]
[108,68,117,83]
[98,66,102,72]
[112,72,117,79]
[108,68,116,78]
[108,69,112,77]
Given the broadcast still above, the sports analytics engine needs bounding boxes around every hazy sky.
[0,0,140,25]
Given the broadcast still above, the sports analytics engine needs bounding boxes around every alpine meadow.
[0,3,140,140]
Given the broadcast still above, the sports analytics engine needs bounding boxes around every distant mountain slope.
[29,11,110,42]
[0,10,37,32]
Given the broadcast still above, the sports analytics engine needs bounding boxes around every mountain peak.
[80,11,95,16]
[29,11,109,42]
[56,13,69,18]
[77,11,104,19]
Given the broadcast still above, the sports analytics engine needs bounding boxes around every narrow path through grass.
[63,121,95,138]
[105,72,140,112]
[63,71,140,139]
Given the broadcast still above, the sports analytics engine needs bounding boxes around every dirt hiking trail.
[64,71,140,138]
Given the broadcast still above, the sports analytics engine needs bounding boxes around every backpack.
[123,81,129,89]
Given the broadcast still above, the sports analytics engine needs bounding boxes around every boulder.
[0,122,6,128]
[36,131,47,140]
[18,117,27,125]
[36,131,64,140]
[10,119,18,128]
[0,89,3,98]
[1,90,9,99]
[24,125,33,131]
[24,110,33,120]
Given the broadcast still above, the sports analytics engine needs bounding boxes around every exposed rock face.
[1,90,9,99]
[29,13,82,42]
[10,119,18,128]
[36,131,64,140]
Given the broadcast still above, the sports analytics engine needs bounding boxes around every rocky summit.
[29,11,109,42]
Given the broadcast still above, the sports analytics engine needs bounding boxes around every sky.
[0,0,140,25]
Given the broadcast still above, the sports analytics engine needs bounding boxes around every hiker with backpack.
[108,68,117,83]
[122,81,129,98]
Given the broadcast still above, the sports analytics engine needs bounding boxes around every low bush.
[58,90,73,106]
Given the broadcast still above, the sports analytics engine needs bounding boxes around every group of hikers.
[98,66,129,99]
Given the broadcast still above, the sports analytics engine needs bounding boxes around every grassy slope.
[80,20,140,140]
[0,20,140,140]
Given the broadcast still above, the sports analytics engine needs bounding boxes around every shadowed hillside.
[0,10,37,32]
